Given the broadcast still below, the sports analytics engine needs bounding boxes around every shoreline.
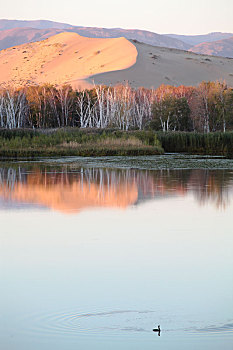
[0,129,232,159]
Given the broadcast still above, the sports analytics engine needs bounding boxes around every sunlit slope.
[0,32,138,88]
[1,32,233,89]
[90,40,233,88]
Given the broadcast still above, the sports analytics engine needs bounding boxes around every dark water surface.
[0,155,233,349]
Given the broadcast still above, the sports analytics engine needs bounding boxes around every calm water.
[0,155,233,350]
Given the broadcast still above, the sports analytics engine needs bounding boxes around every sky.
[0,0,233,35]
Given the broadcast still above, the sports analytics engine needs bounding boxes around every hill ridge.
[190,36,233,58]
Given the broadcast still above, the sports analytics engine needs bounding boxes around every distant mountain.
[2,20,233,58]
[165,32,233,46]
[0,27,63,50]
[66,26,191,50]
[190,36,233,58]
[0,19,73,30]
[0,19,190,51]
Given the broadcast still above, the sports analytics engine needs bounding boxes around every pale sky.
[0,0,233,35]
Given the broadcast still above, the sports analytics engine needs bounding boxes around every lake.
[0,155,233,350]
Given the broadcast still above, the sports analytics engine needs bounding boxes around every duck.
[153,325,161,334]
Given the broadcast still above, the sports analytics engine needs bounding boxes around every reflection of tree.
[0,166,232,212]
[0,167,26,195]
[189,170,232,209]
[146,169,233,209]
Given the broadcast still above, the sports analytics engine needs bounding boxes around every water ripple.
[186,322,233,335]
[22,309,154,337]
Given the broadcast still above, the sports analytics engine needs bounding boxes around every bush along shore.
[157,132,233,158]
[0,129,164,158]
[0,129,233,158]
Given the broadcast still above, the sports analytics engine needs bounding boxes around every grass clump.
[0,128,164,158]
[156,132,233,158]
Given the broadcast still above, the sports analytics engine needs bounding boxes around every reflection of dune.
[0,167,232,213]
[0,170,138,213]
[7,181,138,213]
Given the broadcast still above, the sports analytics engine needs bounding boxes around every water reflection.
[0,165,233,213]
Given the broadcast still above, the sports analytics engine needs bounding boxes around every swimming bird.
[153,325,161,334]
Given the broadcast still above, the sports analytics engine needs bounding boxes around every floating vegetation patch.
[9,154,233,171]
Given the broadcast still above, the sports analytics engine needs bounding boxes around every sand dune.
[0,32,137,88]
[91,40,233,88]
[0,32,233,89]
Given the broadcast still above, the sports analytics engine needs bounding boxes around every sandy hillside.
[91,40,233,88]
[0,32,137,88]
[0,32,233,89]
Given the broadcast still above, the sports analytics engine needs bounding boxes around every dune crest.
[91,41,233,88]
[1,31,233,89]
[0,32,138,88]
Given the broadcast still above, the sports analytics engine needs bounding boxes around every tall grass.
[157,132,233,158]
[0,129,164,157]
[1,129,232,158]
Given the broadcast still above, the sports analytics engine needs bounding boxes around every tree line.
[0,81,232,132]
